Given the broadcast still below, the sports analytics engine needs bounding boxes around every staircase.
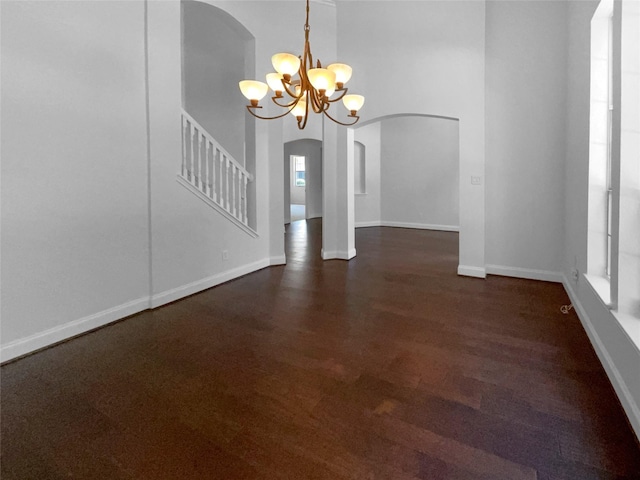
[178,110,257,237]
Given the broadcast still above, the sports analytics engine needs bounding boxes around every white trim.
[151,259,270,308]
[177,175,258,238]
[270,255,287,266]
[0,297,150,363]
[563,274,640,440]
[355,221,459,232]
[485,264,563,283]
[321,249,338,260]
[457,265,486,278]
[321,250,356,260]
[1,257,276,363]
[355,221,382,228]
[341,248,356,260]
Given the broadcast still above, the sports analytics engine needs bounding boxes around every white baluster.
[225,155,230,212]
[204,140,210,196]
[197,131,203,190]
[209,143,217,200]
[242,175,248,224]
[215,149,220,204]
[232,164,237,218]
[189,122,195,184]
[181,115,187,177]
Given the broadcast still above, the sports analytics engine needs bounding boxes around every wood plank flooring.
[2,219,639,479]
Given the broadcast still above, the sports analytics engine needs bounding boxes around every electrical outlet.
[222,250,229,261]
[571,268,579,282]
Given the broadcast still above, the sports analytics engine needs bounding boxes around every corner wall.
[484,0,568,282]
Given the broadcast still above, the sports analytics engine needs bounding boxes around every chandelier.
[238,0,365,130]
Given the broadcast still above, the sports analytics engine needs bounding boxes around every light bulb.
[290,97,307,118]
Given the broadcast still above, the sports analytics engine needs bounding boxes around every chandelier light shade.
[342,94,365,116]
[239,80,269,106]
[239,0,365,129]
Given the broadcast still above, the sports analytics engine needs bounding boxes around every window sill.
[584,273,640,353]
[614,312,640,353]
[584,273,612,307]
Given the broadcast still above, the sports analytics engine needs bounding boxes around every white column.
[322,118,339,259]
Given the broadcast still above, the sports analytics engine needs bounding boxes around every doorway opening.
[352,113,460,266]
[284,139,323,225]
[290,155,306,222]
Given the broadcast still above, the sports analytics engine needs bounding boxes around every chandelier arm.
[297,95,311,130]
[246,105,298,121]
[326,89,348,103]
[272,95,301,108]
[308,90,325,114]
[322,108,360,127]
[281,80,300,99]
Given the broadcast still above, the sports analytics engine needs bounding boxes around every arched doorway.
[283,139,323,225]
[352,113,460,264]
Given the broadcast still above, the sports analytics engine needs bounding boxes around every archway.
[352,113,460,263]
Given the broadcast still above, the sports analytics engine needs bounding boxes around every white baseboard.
[562,275,640,440]
[457,265,486,278]
[382,221,460,232]
[1,258,275,363]
[321,249,337,260]
[321,249,356,260]
[340,248,356,260]
[355,221,382,228]
[270,255,287,266]
[151,259,270,308]
[355,221,459,232]
[0,296,150,363]
[485,264,563,283]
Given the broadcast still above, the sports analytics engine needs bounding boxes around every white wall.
[354,122,381,227]
[0,0,150,359]
[563,0,640,440]
[337,0,486,275]
[485,0,568,281]
[380,116,459,230]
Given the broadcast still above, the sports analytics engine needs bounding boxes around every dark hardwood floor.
[2,219,639,479]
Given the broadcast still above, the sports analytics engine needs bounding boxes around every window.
[588,0,640,318]
[587,0,614,301]
[293,155,305,187]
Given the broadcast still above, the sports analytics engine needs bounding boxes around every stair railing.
[180,110,253,227]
